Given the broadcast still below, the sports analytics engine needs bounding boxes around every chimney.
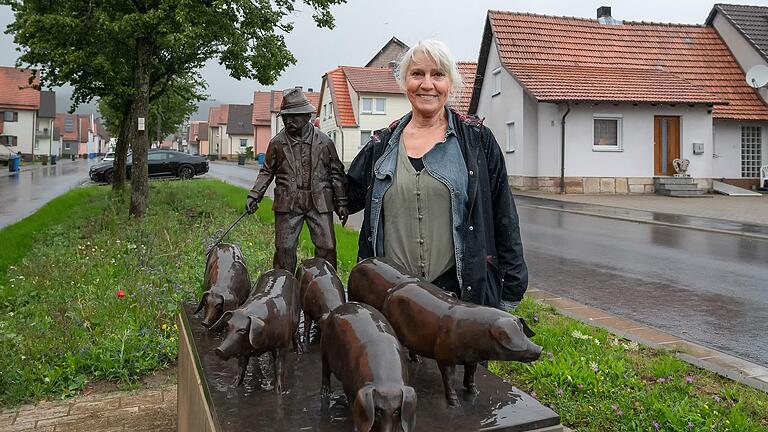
[597,6,611,19]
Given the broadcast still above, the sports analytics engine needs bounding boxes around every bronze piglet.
[348,257,420,312]
[213,269,301,392]
[296,258,346,344]
[321,302,417,432]
[382,281,542,406]
[195,243,251,328]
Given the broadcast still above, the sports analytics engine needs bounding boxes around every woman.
[346,40,527,310]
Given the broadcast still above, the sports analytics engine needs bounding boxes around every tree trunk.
[129,38,152,219]
[112,102,132,192]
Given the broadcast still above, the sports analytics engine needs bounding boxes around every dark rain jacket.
[346,108,528,306]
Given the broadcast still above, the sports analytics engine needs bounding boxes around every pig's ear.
[248,317,266,349]
[194,292,209,314]
[352,385,375,432]
[400,386,417,432]
[210,311,233,331]
[490,318,526,351]
[518,317,535,338]
[221,292,237,312]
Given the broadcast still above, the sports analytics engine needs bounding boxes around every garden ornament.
[195,243,251,328]
[321,302,417,432]
[673,158,690,177]
[382,281,542,406]
[295,257,345,344]
[213,269,301,392]
[245,87,348,274]
[347,257,421,312]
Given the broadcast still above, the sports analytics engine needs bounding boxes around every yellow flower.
[161,323,169,331]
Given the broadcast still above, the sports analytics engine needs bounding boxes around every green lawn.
[1,179,767,432]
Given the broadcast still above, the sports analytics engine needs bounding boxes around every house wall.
[199,139,209,156]
[228,134,253,157]
[62,140,79,156]
[712,13,768,103]
[357,92,410,152]
[35,117,55,156]
[254,125,271,155]
[2,109,35,156]
[713,119,768,180]
[368,44,407,68]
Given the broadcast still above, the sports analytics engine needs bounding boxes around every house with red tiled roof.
[471,7,768,194]
[207,105,228,158]
[455,62,478,115]
[188,121,208,156]
[54,113,80,157]
[251,88,320,155]
[318,66,410,162]
[0,66,42,160]
[707,3,768,189]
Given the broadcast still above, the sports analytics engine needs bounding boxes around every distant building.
[188,121,208,155]
[0,66,42,160]
[251,89,320,155]
[366,37,409,68]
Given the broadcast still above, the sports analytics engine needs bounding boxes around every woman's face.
[405,51,451,118]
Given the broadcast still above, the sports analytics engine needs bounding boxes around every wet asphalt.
[0,159,97,229]
[3,160,766,367]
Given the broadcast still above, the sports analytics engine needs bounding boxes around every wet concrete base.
[178,303,561,431]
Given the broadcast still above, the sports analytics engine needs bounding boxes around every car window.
[147,153,167,161]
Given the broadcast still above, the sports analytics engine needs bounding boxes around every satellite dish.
[746,65,768,88]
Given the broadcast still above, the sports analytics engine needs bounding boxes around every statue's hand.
[245,196,259,215]
[337,206,349,227]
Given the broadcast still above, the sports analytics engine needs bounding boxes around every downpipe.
[560,102,571,194]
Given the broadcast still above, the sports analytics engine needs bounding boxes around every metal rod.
[209,211,248,252]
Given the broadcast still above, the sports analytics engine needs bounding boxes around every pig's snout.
[214,347,230,360]
[522,341,543,363]
[201,310,221,328]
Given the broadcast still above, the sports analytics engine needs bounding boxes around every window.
[742,126,762,177]
[593,114,623,151]
[64,116,74,132]
[322,104,327,120]
[34,140,39,151]
[147,152,167,161]
[0,136,17,146]
[506,122,515,152]
[328,102,333,119]
[361,97,386,114]
[240,138,248,148]
[3,111,18,122]
[360,130,371,149]
[492,68,501,96]
[65,142,70,150]
[330,131,336,143]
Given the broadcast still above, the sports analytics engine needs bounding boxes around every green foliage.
[0,179,359,406]
[491,300,768,431]
[245,146,255,160]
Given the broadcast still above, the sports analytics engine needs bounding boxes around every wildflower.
[713,395,721,403]
[571,330,591,340]
[593,338,600,346]
[611,405,618,411]
[577,384,584,390]
[687,422,694,430]
[162,323,169,331]
[685,375,695,383]
[657,378,666,383]
[589,360,599,373]
[653,421,660,430]
[533,313,539,323]
[116,289,125,298]
[615,410,623,417]
[547,351,553,361]
[556,388,563,397]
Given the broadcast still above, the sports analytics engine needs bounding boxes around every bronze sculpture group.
[193,88,543,432]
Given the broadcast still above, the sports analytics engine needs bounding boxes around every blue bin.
[9,155,20,172]
[257,153,265,165]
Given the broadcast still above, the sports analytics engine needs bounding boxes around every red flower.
[116,289,125,299]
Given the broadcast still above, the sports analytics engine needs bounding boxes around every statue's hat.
[279,87,316,116]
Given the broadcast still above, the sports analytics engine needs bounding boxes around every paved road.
[515,200,768,367]
[0,159,97,229]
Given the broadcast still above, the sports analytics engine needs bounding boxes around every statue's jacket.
[250,126,347,214]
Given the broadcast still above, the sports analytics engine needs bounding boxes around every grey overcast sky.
[4,0,768,109]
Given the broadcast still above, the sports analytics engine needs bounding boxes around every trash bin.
[41,155,49,165]
[50,155,57,165]
[71,154,76,161]
[238,154,246,165]
[9,154,20,172]
[257,153,265,165]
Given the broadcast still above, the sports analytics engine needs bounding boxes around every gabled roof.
[227,104,254,135]
[342,66,402,94]
[55,113,79,141]
[0,66,40,110]
[208,105,228,125]
[252,91,272,126]
[453,62,478,114]
[706,4,768,63]
[471,11,768,120]
[365,36,409,68]
[321,68,357,127]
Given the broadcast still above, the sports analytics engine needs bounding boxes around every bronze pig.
[348,257,420,311]
[195,243,251,328]
[213,269,301,392]
[296,258,346,343]
[321,302,417,432]
[382,281,542,406]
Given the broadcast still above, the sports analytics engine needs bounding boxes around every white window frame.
[239,138,248,148]
[506,121,515,153]
[361,97,386,115]
[492,68,502,96]
[592,114,623,152]
[65,142,70,150]
[360,130,372,149]
[741,126,762,177]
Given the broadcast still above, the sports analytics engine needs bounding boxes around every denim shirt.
[370,108,469,286]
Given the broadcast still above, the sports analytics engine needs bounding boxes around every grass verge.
[0,179,357,406]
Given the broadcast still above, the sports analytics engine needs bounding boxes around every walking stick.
[208,210,248,253]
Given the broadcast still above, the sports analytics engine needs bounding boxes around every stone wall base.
[509,176,714,194]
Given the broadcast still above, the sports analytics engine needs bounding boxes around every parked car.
[89,150,209,184]
[102,152,115,162]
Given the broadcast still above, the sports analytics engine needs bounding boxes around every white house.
[0,66,41,160]
[471,7,768,194]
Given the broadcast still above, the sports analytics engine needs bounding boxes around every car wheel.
[105,170,115,184]
[178,164,194,180]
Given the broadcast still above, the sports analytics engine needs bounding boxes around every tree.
[4,0,346,218]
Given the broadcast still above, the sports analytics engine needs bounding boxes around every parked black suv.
[89,150,209,183]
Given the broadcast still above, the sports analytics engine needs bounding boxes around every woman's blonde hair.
[394,39,464,106]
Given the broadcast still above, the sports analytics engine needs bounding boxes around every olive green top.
[383,136,455,281]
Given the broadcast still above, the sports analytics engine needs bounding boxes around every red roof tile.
[208,105,228,125]
[342,66,403,94]
[55,113,79,141]
[454,62,477,114]
[326,68,357,127]
[0,66,40,110]
[252,91,272,126]
[484,11,768,120]
[270,90,321,113]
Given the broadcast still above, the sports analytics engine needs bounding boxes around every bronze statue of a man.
[246,88,348,272]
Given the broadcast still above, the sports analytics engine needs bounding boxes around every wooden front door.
[654,116,680,176]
